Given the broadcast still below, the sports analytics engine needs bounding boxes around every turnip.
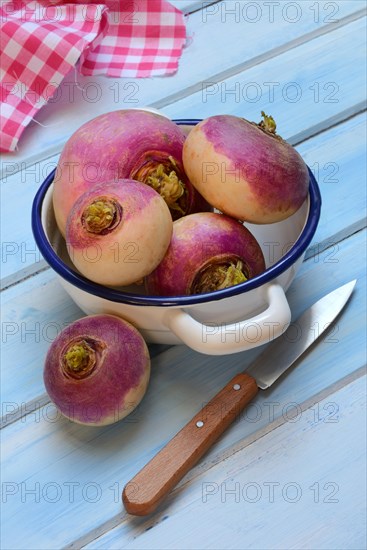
[182,112,309,224]
[53,109,210,236]
[66,179,172,287]
[43,314,150,426]
[145,212,265,296]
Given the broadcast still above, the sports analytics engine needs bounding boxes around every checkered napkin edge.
[0,0,187,152]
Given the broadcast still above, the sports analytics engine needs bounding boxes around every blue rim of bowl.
[31,118,322,307]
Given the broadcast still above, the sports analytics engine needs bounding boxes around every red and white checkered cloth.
[0,0,187,152]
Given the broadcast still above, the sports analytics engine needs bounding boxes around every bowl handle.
[163,284,291,355]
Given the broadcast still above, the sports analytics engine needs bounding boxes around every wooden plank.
[0,261,49,293]
[162,17,367,124]
[298,112,367,252]
[289,101,366,147]
[1,228,365,549]
[84,374,366,550]
[0,2,362,176]
[1,113,365,414]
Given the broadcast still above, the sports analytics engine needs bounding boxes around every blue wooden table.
[1,1,366,548]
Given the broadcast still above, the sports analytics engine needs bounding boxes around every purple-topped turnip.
[53,109,210,236]
[183,112,309,224]
[145,212,265,296]
[43,314,150,426]
[66,179,172,287]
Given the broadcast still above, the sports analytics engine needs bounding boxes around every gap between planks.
[0,261,49,292]
[1,103,365,293]
[304,219,367,261]
[184,0,222,16]
[1,6,365,182]
[62,366,366,550]
[291,100,367,147]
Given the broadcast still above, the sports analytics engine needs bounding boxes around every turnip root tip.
[191,257,248,294]
[131,154,187,218]
[258,111,277,135]
[62,338,103,379]
[82,199,122,234]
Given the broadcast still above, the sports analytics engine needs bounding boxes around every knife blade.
[122,280,356,516]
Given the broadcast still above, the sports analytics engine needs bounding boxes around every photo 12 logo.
[201,480,340,504]
[0,1,140,24]
[202,81,339,105]
[201,2,340,24]
[1,79,140,108]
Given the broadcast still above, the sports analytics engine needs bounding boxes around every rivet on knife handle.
[122,373,258,516]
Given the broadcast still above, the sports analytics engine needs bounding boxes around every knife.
[122,280,356,515]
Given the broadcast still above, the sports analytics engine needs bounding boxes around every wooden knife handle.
[122,373,258,515]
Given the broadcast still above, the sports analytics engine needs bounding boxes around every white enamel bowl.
[32,119,321,355]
